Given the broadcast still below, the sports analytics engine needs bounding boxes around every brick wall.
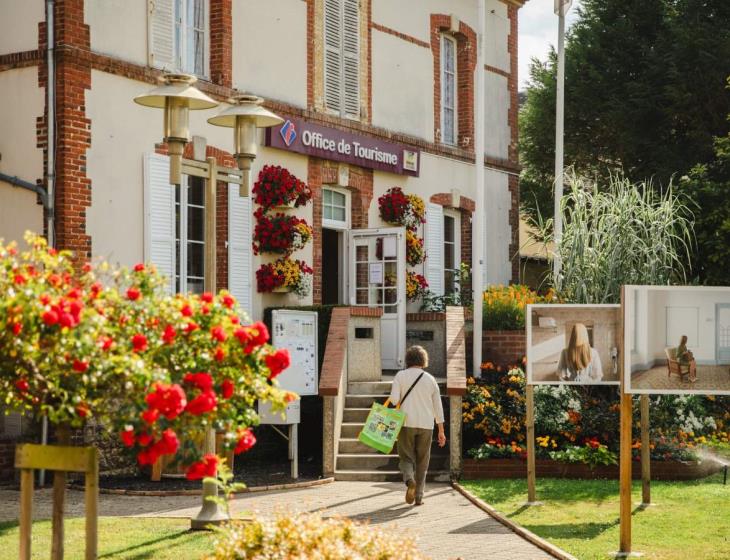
[309,159,373,305]
[481,330,526,366]
[209,0,233,88]
[430,15,476,149]
[506,6,520,282]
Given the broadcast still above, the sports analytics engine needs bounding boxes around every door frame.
[348,227,407,370]
[715,303,730,364]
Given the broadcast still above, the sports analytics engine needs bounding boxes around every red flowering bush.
[252,211,313,255]
[252,165,311,209]
[0,233,292,478]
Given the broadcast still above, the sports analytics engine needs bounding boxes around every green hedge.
[263,305,345,373]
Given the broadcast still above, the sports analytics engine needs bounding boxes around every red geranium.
[145,382,187,420]
[251,165,312,209]
[162,324,176,345]
[126,287,141,301]
[184,372,214,392]
[221,379,234,399]
[132,333,148,352]
[234,428,257,455]
[265,348,291,379]
[185,453,218,480]
[185,390,218,415]
[211,325,227,342]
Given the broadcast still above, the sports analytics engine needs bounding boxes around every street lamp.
[134,73,218,185]
[208,93,284,196]
[553,0,572,280]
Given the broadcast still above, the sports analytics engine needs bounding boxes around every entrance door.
[349,228,406,370]
[322,228,346,304]
[716,304,730,364]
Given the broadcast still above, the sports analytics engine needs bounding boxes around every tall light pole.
[134,73,282,529]
[473,0,486,376]
[553,0,572,280]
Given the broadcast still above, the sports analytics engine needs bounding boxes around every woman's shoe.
[405,480,416,504]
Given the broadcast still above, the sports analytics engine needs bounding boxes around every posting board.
[271,309,318,396]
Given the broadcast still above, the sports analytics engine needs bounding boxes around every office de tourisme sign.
[265,117,420,177]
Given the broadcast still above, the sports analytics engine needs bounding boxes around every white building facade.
[0,0,523,347]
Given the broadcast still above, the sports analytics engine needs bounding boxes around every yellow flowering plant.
[482,284,555,330]
[256,257,314,296]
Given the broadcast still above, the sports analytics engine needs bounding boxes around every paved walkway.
[0,481,553,560]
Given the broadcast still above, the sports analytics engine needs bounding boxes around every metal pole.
[472,0,486,376]
[552,11,566,282]
[191,157,228,530]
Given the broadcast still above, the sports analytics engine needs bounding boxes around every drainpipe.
[0,173,49,208]
[472,0,486,376]
[39,0,56,487]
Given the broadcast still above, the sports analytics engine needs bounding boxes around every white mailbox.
[270,309,318,396]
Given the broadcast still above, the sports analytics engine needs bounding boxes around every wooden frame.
[15,444,99,560]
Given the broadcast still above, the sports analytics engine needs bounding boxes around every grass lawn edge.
[451,481,579,560]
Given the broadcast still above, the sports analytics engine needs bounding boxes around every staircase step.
[340,422,363,438]
[338,437,445,455]
[345,394,388,408]
[347,381,392,395]
[333,470,451,482]
[342,408,372,423]
[336,453,449,472]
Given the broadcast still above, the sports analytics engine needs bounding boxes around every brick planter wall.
[464,329,526,371]
[462,458,724,481]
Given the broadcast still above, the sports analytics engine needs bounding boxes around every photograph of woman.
[556,323,604,382]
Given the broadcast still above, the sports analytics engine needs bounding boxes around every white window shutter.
[228,185,253,321]
[148,0,175,69]
[143,153,176,294]
[426,203,444,296]
[324,0,343,114]
[342,0,360,118]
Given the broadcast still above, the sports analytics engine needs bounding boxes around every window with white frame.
[149,0,208,77]
[440,34,457,145]
[324,0,360,119]
[175,175,206,294]
[443,210,461,294]
[322,187,350,230]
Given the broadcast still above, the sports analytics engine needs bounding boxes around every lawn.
[462,474,730,560]
[0,517,215,560]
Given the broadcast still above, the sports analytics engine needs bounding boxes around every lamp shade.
[133,73,218,110]
[207,94,284,128]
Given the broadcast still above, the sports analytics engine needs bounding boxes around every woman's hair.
[567,323,592,371]
[679,335,688,345]
[405,345,429,368]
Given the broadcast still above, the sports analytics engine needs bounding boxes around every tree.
[679,108,730,285]
[519,0,730,228]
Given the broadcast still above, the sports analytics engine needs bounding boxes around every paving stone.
[0,481,555,560]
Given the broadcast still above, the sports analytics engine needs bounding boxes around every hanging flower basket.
[252,210,313,255]
[406,271,429,302]
[406,229,426,266]
[252,165,312,210]
[378,187,426,231]
[256,257,314,297]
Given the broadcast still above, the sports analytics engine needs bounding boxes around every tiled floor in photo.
[632,364,730,392]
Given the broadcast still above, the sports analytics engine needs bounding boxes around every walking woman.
[389,345,446,506]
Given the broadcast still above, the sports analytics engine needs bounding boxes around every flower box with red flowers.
[252,165,312,210]
[252,210,313,255]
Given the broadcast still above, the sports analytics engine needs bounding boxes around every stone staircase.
[334,379,450,482]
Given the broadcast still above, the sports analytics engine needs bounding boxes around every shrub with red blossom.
[252,165,312,209]
[0,233,293,478]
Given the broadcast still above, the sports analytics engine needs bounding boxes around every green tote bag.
[358,372,424,454]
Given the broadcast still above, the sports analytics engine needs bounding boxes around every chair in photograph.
[665,347,692,382]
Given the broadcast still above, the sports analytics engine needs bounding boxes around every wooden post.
[640,394,650,506]
[619,391,633,553]
[19,468,33,560]
[526,384,537,503]
[85,449,99,560]
[51,424,71,560]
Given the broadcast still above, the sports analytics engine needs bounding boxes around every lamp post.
[208,93,284,196]
[553,0,572,281]
[134,74,218,185]
[134,73,282,529]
